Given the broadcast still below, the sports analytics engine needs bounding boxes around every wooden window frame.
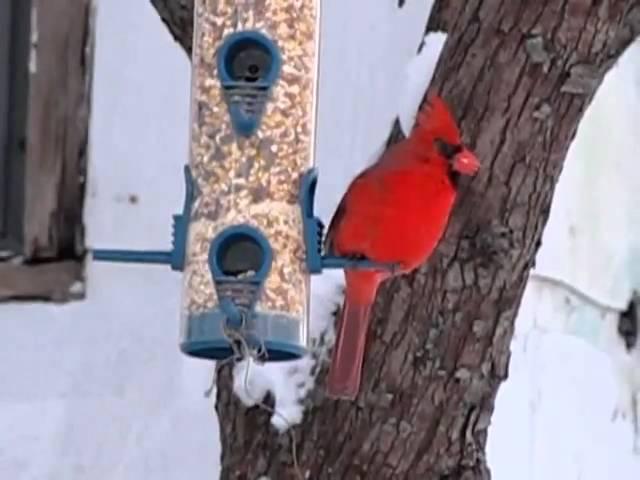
[0,0,95,302]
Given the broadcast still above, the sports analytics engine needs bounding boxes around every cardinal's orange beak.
[452,149,480,176]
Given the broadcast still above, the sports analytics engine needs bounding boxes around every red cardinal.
[323,94,480,400]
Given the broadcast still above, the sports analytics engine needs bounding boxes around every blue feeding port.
[217,30,282,138]
[180,224,307,362]
[92,165,195,272]
[298,168,399,274]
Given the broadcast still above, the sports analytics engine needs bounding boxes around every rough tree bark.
[151,1,640,478]
[150,0,193,56]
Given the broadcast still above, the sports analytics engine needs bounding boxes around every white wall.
[1,1,639,479]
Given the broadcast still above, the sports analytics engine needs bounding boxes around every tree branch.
[150,0,193,56]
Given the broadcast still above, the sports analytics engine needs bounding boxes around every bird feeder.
[177,0,324,362]
[92,0,395,364]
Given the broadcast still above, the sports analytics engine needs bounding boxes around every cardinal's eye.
[435,138,462,160]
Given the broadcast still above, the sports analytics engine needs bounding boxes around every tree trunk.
[151,1,640,479]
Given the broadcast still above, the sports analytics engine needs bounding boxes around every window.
[0,0,94,302]
[0,0,26,254]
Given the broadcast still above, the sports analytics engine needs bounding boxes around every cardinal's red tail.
[326,299,373,400]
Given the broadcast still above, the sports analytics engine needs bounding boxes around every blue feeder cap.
[208,224,273,285]
[217,30,282,138]
[180,309,308,362]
